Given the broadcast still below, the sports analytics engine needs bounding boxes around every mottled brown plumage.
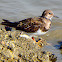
[1,10,59,35]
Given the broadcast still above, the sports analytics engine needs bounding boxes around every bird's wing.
[17,17,44,32]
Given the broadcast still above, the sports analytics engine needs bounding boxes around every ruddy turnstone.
[1,10,59,36]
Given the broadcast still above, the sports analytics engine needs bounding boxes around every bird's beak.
[53,15,59,18]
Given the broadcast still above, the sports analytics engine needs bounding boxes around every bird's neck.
[44,16,52,21]
[40,16,51,21]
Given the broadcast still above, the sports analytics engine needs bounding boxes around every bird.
[1,9,59,47]
[1,9,59,36]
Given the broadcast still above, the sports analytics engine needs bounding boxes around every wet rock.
[0,28,57,62]
[5,26,12,31]
[54,41,62,54]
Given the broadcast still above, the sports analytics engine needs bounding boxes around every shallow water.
[0,0,62,62]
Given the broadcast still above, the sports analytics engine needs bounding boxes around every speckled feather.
[2,17,51,32]
[16,17,51,32]
[1,10,58,34]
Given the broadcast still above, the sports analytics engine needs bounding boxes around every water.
[0,0,62,62]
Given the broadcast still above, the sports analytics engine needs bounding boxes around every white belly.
[33,29,47,35]
[20,29,48,39]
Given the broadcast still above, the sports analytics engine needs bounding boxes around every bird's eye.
[49,13,51,14]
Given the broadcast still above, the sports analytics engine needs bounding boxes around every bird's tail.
[1,19,18,27]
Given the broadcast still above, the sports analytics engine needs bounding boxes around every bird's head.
[42,10,59,20]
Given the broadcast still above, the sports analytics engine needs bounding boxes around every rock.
[0,28,57,62]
